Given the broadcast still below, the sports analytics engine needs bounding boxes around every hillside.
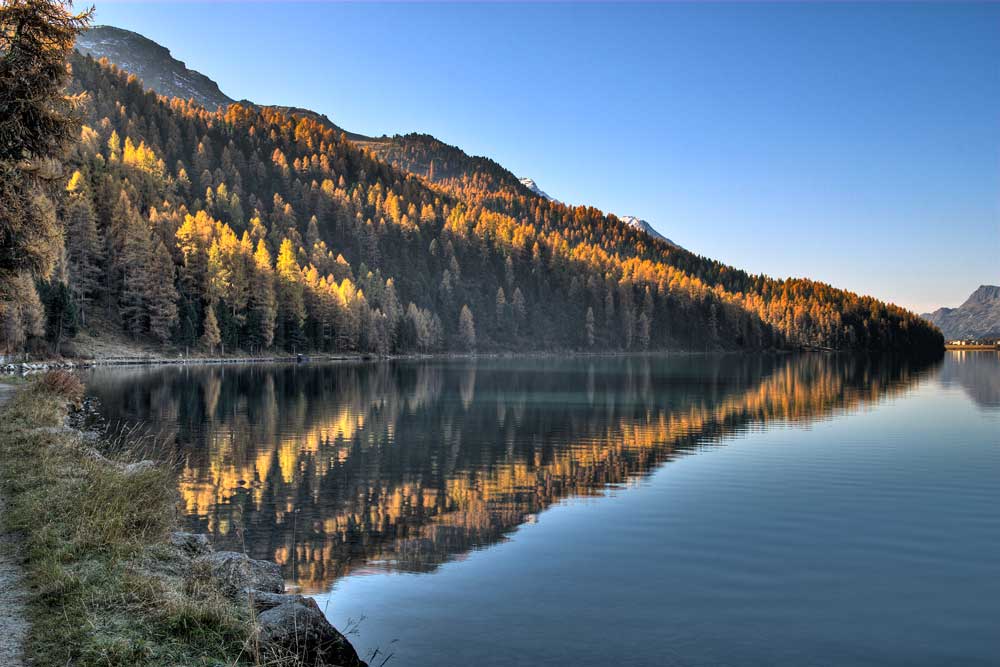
[2,26,943,358]
[923,285,1000,340]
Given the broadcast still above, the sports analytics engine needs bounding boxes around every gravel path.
[0,383,27,667]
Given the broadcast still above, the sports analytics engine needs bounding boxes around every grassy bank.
[0,374,252,666]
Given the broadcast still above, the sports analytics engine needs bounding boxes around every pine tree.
[37,274,77,354]
[459,304,476,351]
[585,307,596,348]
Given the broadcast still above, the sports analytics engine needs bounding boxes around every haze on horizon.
[90,1,1000,314]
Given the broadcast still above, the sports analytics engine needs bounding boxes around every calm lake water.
[83,352,1000,666]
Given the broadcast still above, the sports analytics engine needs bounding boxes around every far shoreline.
[1,345,947,376]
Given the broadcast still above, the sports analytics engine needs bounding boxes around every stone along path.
[0,383,27,667]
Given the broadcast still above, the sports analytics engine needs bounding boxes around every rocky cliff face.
[923,285,1000,339]
[75,25,234,110]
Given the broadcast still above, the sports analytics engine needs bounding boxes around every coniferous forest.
[0,13,944,358]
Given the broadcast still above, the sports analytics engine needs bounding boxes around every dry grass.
[33,369,85,405]
[0,381,259,666]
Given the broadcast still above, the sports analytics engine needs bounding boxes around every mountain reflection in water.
[83,354,936,594]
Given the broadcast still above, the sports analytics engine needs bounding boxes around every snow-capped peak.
[618,215,680,248]
[519,177,555,201]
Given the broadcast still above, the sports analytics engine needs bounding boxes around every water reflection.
[938,351,1000,409]
[84,353,938,594]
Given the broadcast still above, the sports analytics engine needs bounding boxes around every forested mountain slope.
[359,132,941,352]
[5,47,943,357]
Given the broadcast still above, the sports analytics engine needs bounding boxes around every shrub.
[35,369,84,405]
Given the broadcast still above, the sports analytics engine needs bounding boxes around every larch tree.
[248,239,276,352]
[275,238,305,350]
[147,240,179,343]
[118,205,153,338]
[638,312,651,350]
[0,0,90,353]
[200,304,221,353]
[64,170,102,324]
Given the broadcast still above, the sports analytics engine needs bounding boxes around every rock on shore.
[175,533,367,667]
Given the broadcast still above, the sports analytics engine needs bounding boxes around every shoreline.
[0,346,847,375]
[0,374,368,666]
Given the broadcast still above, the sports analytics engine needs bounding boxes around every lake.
[83,351,1000,666]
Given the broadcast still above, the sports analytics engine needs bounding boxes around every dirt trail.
[0,383,27,667]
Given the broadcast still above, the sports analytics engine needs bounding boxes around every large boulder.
[192,551,284,598]
[255,600,367,667]
[247,590,314,613]
[169,531,212,558]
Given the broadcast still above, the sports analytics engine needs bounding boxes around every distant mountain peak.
[75,25,234,111]
[75,25,373,141]
[519,177,555,201]
[965,284,1000,306]
[515,177,681,249]
[617,215,680,248]
[922,284,1000,340]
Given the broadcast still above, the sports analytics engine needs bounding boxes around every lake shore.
[1,347,716,375]
[0,373,367,667]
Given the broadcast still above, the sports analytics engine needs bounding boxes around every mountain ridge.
[922,285,1000,340]
[75,25,234,110]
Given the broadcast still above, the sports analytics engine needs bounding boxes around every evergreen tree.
[37,276,77,354]
[459,304,476,351]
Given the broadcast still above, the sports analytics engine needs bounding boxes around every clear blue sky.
[91,1,999,314]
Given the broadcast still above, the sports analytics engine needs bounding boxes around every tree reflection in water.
[84,354,937,593]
